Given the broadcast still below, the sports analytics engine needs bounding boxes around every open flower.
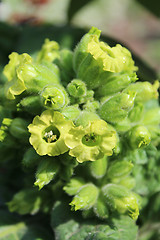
[28,110,73,156]
[64,119,117,163]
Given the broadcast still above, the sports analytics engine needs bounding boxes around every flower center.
[43,126,60,143]
[82,133,101,147]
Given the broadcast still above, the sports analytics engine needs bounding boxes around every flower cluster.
[0,27,159,222]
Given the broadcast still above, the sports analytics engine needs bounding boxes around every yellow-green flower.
[64,119,117,163]
[28,110,73,156]
[3,52,32,99]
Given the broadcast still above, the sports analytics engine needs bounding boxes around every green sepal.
[99,91,136,123]
[89,156,108,179]
[34,157,59,190]
[63,177,85,196]
[70,183,99,211]
[102,184,139,220]
[107,160,133,179]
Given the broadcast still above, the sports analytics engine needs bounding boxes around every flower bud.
[93,193,109,219]
[89,156,108,179]
[99,91,136,123]
[67,79,87,98]
[102,184,139,220]
[107,160,133,179]
[7,188,42,215]
[70,183,99,211]
[40,84,69,110]
[96,71,138,97]
[37,38,60,63]
[123,81,159,103]
[34,158,59,189]
[55,49,74,84]
[127,125,151,149]
[17,96,42,115]
[9,118,29,141]
[128,103,144,123]
[22,147,41,167]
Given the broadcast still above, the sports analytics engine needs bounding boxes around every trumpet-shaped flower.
[28,110,73,156]
[64,119,117,163]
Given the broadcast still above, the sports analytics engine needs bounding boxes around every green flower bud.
[78,90,94,104]
[93,193,109,219]
[17,95,42,115]
[75,110,100,127]
[40,84,69,110]
[73,27,137,89]
[22,147,41,167]
[123,80,159,103]
[102,184,139,220]
[55,49,74,84]
[70,183,99,211]
[9,118,29,141]
[128,103,144,123]
[96,71,138,97]
[127,125,151,149]
[99,91,136,123]
[34,158,59,190]
[118,176,136,190]
[7,188,43,215]
[61,105,81,121]
[0,118,14,145]
[63,177,85,196]
[64,119,117,163]
[37,38,60,63]
[89,156,108,179]
[67,79,87,98]
[28,110,73,156]
[107,160,133,179]
[82,100,100,112]
[142,107,160,126]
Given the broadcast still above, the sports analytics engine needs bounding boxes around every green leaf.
[51,201,138,240]
[136,0,160,18]
[67,0,94,22]
[0,209,53,240]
